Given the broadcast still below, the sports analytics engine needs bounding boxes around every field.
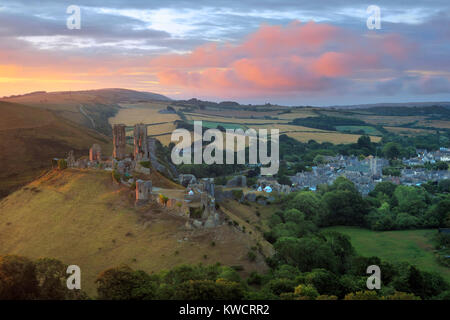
[110,103,179,125]
[0,170,268,295]
[323,226,450,282]
[336,125,382,135]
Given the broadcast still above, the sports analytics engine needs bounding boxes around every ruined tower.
[89,144,102,162]
[113,124,127,160]
[134,124,148,161]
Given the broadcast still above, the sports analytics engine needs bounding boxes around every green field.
[336,125,381,135]
[188,120,245,130]
[323,226,450,282]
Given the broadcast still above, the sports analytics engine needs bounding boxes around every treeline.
[361,105,450,118]
[272,176,450,231]
[291,116,366,131]
[2,252,447,300]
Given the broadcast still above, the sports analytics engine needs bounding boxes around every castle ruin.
[89,144,102,162]
[135,179,152,205]
[133,124,148,161]
[113,124,127,160]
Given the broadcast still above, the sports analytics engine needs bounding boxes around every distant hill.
[1,89,171,135]
[0,101,111,198]
[327,101,450,109]
[0,169,268,295]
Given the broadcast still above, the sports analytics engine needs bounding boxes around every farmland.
[323,226,450,283]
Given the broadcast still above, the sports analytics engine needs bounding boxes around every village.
[290,149,450,195]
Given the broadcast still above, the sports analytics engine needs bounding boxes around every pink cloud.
[150,21,410,98]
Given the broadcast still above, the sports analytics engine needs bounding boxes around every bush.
[231,189,244,201]
[57,159,67,170]
[159,194,169,205]
[112,170,121,183]
[140,161,151,169]
[247,250,257,262]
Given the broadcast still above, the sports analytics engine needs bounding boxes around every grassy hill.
[2,89,170,135]
[324,226,450,282]
[0,169,268,295]
[0,101,111,198]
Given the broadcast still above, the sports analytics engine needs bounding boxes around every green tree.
[394,185,428,216]
[173,279,244,300]
[96,265,158,300]
[0,255,39,300]
[357,135,372,150]
[383,142,402,160]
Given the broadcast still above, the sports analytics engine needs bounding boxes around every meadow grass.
[323,226,450,282]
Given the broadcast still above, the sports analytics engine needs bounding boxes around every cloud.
[150,21,414,98]
[0,0,449,103]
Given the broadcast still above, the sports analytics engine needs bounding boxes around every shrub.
[57,159,67,170]
[247,250,256,262]
[140,161,151,169]
[112,170,121,183]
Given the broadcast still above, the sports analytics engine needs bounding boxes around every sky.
[0,0,449,105]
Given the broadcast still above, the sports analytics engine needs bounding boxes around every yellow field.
[276,110,318,120]
[250,123,328,132]
[184,113,290,124]
[110,103,179,126]
[0,170,268,296]
[420,120,450,129]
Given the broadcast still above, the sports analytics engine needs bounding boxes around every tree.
[322,190,368,226]
[435,161,449,171]
[383,142,402,160]
[344,290,379,300]
[372,181,397,198]
[0,255,39,300]
[264,278,297,296]
[438,180,450,193]
[34,258,82,300]
[277,175,291,186]
[313,155,325,165]
[382,291,420,300]
[285,191,323,222]
[357,135,372,150]
[393,185,428,216]
[273,236,338,273]
[96,265,158,300]
[173,279,244,300]
[304,269,341,297]
[294,284,319,300]
[159,194,169,205]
